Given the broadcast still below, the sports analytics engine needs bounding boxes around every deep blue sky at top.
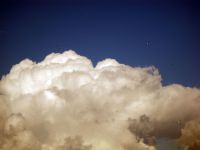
[0,0,200,87]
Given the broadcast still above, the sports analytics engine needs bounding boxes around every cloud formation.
[0,50,200,150]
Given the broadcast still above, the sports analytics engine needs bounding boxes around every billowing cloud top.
[0,50,200,150]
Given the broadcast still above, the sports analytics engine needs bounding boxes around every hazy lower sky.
[1,0,200,87]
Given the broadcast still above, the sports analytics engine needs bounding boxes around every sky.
[0,0,200,87]
[0,1,200,150]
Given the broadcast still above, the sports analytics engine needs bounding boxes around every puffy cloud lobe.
[179,120,200,150]
[1,113,41,150]
[0,50,200,150]
[128,114,156,146]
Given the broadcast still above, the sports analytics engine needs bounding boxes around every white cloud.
[0,50,199,150]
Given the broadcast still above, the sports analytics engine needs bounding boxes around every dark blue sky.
[1,0,200,87]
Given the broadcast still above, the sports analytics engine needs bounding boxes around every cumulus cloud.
[0,50,200,150]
